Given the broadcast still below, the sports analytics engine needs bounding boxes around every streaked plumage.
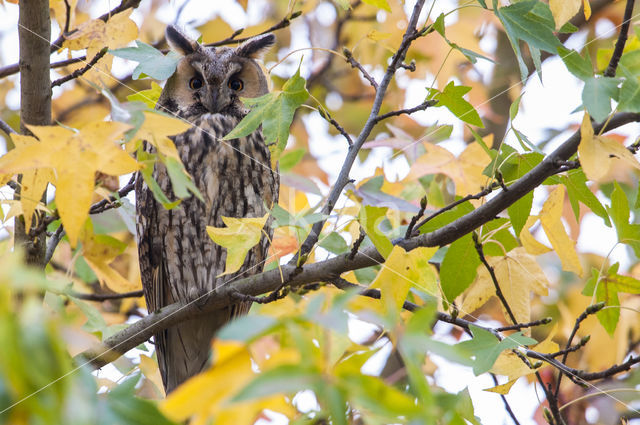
[136,26,278,393]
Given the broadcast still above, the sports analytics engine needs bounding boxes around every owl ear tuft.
[236,33,275,60]
[166,25,199,56]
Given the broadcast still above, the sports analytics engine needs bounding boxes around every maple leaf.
[409,141,491,197]
[7,134,55,232]
[486,326,559,394]
[81,224,140,294]
[206,214,269,276]
[578,113,640,182]
[0,121,140,246]
[462,248,549,327]
[540,186,583,276]
[353,245,438,317]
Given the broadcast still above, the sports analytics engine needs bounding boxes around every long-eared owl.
[135,25,279,393]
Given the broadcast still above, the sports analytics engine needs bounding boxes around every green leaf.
[617,49,640,79]
[618,77,640,113]
[608,182,640,257]
[582,77,620,122]
[428,81,484,127]
[440,234,480,302]
[496,0,561,79]
[279,148,306,172]
[359,205,393,258]
[164,156,204,202]
[361,0,390,12]
[223,64,309,159]
[70,297,107,338]
[232,365,321,402]
[482,218,519,256]
[107,374,177,425]
[582,265,640,335]
[558,46,593,81]
[217,315,278,342]
[137,149,181,209]
[562,169,610,226]
[457,326,536,375]
[110,41,181,80]
[319,232,349,254]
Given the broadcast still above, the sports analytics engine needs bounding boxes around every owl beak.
[203,90,220,114]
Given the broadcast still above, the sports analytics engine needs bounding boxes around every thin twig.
[348,228,366,260]
[374,100,436,123]
[44,226,65,265]
[206,11,302,48]
[343,47,378,90]
[495,317,552,332]
[554,302,605,396]
[604,0,636,77]
[0,118,16,135]
[51,47,108,88]
[473,233,518,324]
[319,108,353,145]
[491,373,522,425]
[405,196,427,238]
[67,289,144,301]
[410,185,495,237]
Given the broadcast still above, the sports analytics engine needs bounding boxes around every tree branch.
[603,0,635,77]
[374,100,436,123]
[75,112,640,369]
[0,118,16,135]
[295,0,428,262]
[51,47,108,88]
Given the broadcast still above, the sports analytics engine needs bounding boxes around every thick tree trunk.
[15,1,51,266]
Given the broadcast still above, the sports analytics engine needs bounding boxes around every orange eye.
[189,77,203,89]
[228,78,243,91]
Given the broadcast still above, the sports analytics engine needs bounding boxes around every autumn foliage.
[1,0,640,424]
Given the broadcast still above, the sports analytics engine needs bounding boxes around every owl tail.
[155,302,251,394]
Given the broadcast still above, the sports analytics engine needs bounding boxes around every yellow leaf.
[549,0,581,29]
[8,134,54,232]
[82,228,140,293]
[130,111,191,159]
[162,342,253,422]
[462,248,549,328]
[197,17,234,44]
[206,214,269,276]
[63,10,138,51]
[579,113,640,182]
[139,354,165,397]
[540,186,583,276]
[583,0,591,20]
[0,122,139,246]
[409,142,491,197]
[367,245,438,315]
[487,325,560,394]
[520,215,552,255]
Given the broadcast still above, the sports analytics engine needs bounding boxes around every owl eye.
[228,78,244,91]
[189,77,203,90]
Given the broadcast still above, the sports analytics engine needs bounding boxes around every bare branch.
[603,0,635,77]
[51,47,108,88]
[67,289,144,301]
[0,118,16,135]
[343,48,378,90]
[374,100,436,123]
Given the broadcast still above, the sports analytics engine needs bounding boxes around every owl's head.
[157,25,275,120]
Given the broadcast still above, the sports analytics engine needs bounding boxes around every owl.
[135,25,279,393]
